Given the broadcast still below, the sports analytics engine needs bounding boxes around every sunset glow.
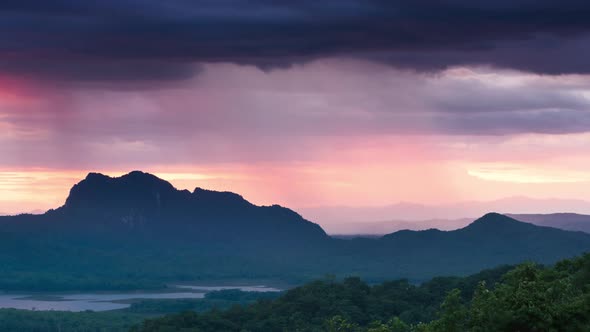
[2,62,590,220]
[1,1,590,228]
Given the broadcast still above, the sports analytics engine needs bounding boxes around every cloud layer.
[2,0,590,82]
[2,62,590,171]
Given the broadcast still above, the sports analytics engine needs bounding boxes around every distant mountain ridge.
[303,197,590,233]
[508,213,590,234]
[1,171,590,290]
[325,213,590,236]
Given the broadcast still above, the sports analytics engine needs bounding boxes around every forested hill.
[374,213,590,274]
[325,213,590,281]
[1,172,590,291]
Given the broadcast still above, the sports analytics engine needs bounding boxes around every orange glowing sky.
[2,132,590,217]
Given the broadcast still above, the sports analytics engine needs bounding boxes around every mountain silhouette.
[1,172,590,290]
[24,171,327,246]
[364,213,590,278]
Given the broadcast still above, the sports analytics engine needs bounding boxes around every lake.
[0,285,281,312]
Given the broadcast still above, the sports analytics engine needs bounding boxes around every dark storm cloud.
[1,0,590,81]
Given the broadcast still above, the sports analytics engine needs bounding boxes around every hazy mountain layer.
[508,213,590,234]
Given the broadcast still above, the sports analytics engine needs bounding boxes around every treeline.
[133,254,590,331]
[0,310,144,332]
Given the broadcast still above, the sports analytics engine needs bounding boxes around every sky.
[1,1,590,221]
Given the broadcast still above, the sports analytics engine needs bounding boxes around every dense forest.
[134,253,590,332]
[0,254,587,331]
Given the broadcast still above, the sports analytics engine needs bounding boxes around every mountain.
[1,172,590,291]
[507,213,590,234]
[1,171,327,245]
[0,171,330,290]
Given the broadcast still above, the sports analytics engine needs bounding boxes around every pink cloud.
[2,61,590,215]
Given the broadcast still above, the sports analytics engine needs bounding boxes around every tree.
[424,289,466,332]
[326,315,360,332]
